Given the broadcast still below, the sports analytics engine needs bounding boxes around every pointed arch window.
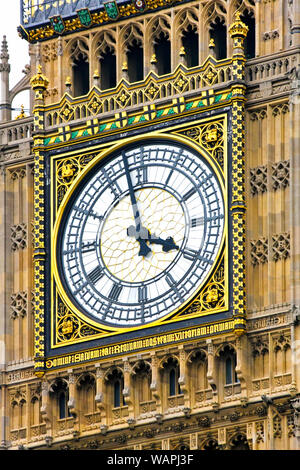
[70,40,90,97]
[58,390,70,419]
[224,350,238,385]
[240,9,255,59]
[106,368,125,408]
[154,32,171,75]
[181,25,199,68]
[127,39,144,83]
[100,48,117,90]
[209,17,227,60]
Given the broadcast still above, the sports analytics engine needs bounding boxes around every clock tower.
[0,0,300,451]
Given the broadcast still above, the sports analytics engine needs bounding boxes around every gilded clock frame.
[49,114,229,353]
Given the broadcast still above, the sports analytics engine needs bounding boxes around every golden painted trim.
[50,119,228,348]
[45,317,236,371]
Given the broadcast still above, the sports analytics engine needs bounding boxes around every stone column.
[30,65,49,378]
[0,36,11,121]
[229,12,248,337]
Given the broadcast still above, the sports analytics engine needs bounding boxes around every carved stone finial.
[1,35,9,61]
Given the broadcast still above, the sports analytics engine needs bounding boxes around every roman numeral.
[136,166,148,184]
[138,286,148,303]
[183,247,213,265]
[191,217,204,227]
[81,241,96,253]
[165,273,184,301]
[182,187,197,202]
[88,266,104,285]
[165,272,176,287]
[108,283,123,301]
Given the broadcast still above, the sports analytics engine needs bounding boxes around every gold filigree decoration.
[87,96,103,115]
[59,102,74,122]
[173,73,189,93]
[115,89,131,108]
[56,296,103,344]
[144,81,160,101]
[175,120,225,169]
[56,153,97,209]
[202,66,218,86]
[181,256,225,317]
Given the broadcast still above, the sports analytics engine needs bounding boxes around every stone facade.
[0,0,300,451]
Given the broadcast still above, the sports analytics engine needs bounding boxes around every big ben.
[0,0,299,451]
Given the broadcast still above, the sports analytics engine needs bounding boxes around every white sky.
[0,0,30,117]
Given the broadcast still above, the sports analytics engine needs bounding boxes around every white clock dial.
[58,142,225,326]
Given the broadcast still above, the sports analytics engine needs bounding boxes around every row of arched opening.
[53,346,238,419]
[70,10,255,97]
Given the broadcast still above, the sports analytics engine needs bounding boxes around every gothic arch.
[120,22,144,82]
[202,1,228,60]
[146,14,171,74]
[173,7,200,67]
[215,342,237,357]
[67,37,90,96]
[228,431,250,450]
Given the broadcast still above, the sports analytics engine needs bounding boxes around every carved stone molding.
[249,109,267,121]
[272,160,289,190]
[11,291,28,319]
[271,103,289,116]
[250,238,268,266]
[11,223,27,251]
[263,30,279,41]
[250,165,267,195]
[272,232,290,261]
[8,167,26,180]
[250,160,290,195]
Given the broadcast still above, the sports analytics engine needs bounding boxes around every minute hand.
[122,152,151,256]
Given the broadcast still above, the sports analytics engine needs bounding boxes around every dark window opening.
[127,40,144,83]
[182,26,199,67]
[154,33,171,75]
[100,49,116,90]
[72,54,89,97]
[58,391,70,419]
[114,380,121,408]
[169,368,176,396]
[225,354,238,385]
[169,366,182,396]
[210,17,227,60]
[241,10,256,59]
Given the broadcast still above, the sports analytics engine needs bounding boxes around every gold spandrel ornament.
[175,120,225,169]
[56,153,97,209]
[180,256,225,317]
[56,296,105,344]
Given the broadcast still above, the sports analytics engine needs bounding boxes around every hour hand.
[127,225,152,257]
[127,225,179,254]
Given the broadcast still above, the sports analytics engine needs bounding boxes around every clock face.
[57,141,225,327]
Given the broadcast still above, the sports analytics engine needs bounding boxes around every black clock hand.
[127,226,179,252]
[122,152,152,257]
